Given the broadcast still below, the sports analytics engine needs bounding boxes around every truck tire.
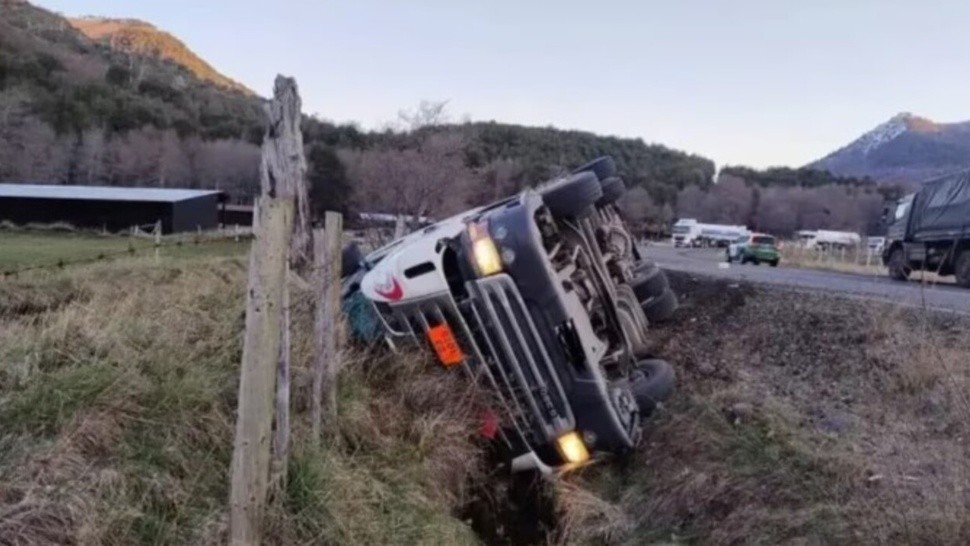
[642,288,677,323]
[769,259,779,267]
[630,359,675,415]
[341,243,365,278]
[955,251,970,288]
[540,172,603,219]
[571,156,616,181]
[596,177,626,206]
[888,247,910,281]
[632,263,669,302]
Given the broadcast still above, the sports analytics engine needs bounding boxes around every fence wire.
[1,230,254,279]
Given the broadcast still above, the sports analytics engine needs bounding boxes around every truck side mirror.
[880,206,890,224]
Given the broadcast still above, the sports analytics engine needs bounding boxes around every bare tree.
[344,131,473,224]
[617,186,658,234]
[397,99,450,131]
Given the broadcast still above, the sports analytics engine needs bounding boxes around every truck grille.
[377,275,574,448]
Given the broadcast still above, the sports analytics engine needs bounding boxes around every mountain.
[68,17,253,95]
[0,0,263,139]
[1,0,718,213]
[811,113,970,182]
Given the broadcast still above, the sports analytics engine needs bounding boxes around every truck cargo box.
[910,170,970,241]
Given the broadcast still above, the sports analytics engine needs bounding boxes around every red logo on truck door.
[374,275,403,301]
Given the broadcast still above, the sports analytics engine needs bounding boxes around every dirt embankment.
[555,271,970,545]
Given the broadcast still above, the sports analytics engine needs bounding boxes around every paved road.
[643,244,970,316]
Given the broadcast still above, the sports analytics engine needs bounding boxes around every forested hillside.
[1,0,889,233]
[666,169,906,236]
[0,0,264,198]
[0,0,718,216]
[69,17,253,95]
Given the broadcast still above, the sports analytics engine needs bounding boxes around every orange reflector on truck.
[426,323,464,367]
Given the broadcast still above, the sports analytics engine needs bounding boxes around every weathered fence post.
[311,212,343,445]
[229,75,309,545]
[228,199,292,546]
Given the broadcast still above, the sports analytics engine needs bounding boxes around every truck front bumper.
[372,275,577,466]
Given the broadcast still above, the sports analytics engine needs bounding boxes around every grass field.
[4,230,970,545]
[0,229,249,271]
[0,250,482,545]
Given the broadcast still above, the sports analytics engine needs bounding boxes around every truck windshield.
[672,226,690,234]
[752,236,775,246]
[894,199,911,221]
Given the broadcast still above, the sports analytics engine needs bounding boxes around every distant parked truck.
[671,218,748,248]
[796,229,861,250]
[698,224,749,247]
[883,170,970,287]
[671,218,702,247]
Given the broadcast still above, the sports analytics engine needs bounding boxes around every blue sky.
[37,0,970,168]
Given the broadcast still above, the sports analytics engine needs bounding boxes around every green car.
[727,234,780,267]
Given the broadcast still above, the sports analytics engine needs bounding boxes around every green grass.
[0,250,485,545]
[0,229,249,271]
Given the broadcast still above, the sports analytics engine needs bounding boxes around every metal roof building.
[0,184,227,234]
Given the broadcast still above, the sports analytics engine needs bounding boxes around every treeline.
[301,109,718,221]
[582,164,905,238]
[669,171,906,236]
[0,1,901,233]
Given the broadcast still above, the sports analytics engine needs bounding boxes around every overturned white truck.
[341,157,678,472]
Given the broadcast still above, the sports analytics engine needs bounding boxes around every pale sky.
[36,0,970,169]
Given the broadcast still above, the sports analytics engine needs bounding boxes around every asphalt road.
[643,244,970,316]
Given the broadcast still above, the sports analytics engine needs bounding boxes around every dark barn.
[0,184,227,234]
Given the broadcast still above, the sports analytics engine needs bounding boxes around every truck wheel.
[540,172,603,219]
[571,156,616,181]
[769,259,779,267]
[596,177,626,206]
[630,359,675,415]
[642,288,677,323]
[888,248,910,281]
[955,251,970,288]
[341,243,365,278]
[632,262,669,301]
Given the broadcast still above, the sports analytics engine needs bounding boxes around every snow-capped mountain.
[810,113,970,183]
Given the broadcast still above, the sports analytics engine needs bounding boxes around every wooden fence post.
[229,75,309,545]
[311,212,343,445]
[228,199,293,545]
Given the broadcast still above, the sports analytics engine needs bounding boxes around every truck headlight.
[468,221,503,277]
[555,431,590,464]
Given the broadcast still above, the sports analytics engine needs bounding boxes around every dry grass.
[780,245,955,284]
[0,256,485,545]
[554,272,970,545]
[7,242,970,545]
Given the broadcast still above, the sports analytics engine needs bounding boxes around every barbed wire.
[1,231,254,279]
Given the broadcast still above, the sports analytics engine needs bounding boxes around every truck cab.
[882,173,970,288]
[671,219,699,247]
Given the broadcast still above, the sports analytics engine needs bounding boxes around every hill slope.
[69,17,253,95]
[811,113,970,182]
